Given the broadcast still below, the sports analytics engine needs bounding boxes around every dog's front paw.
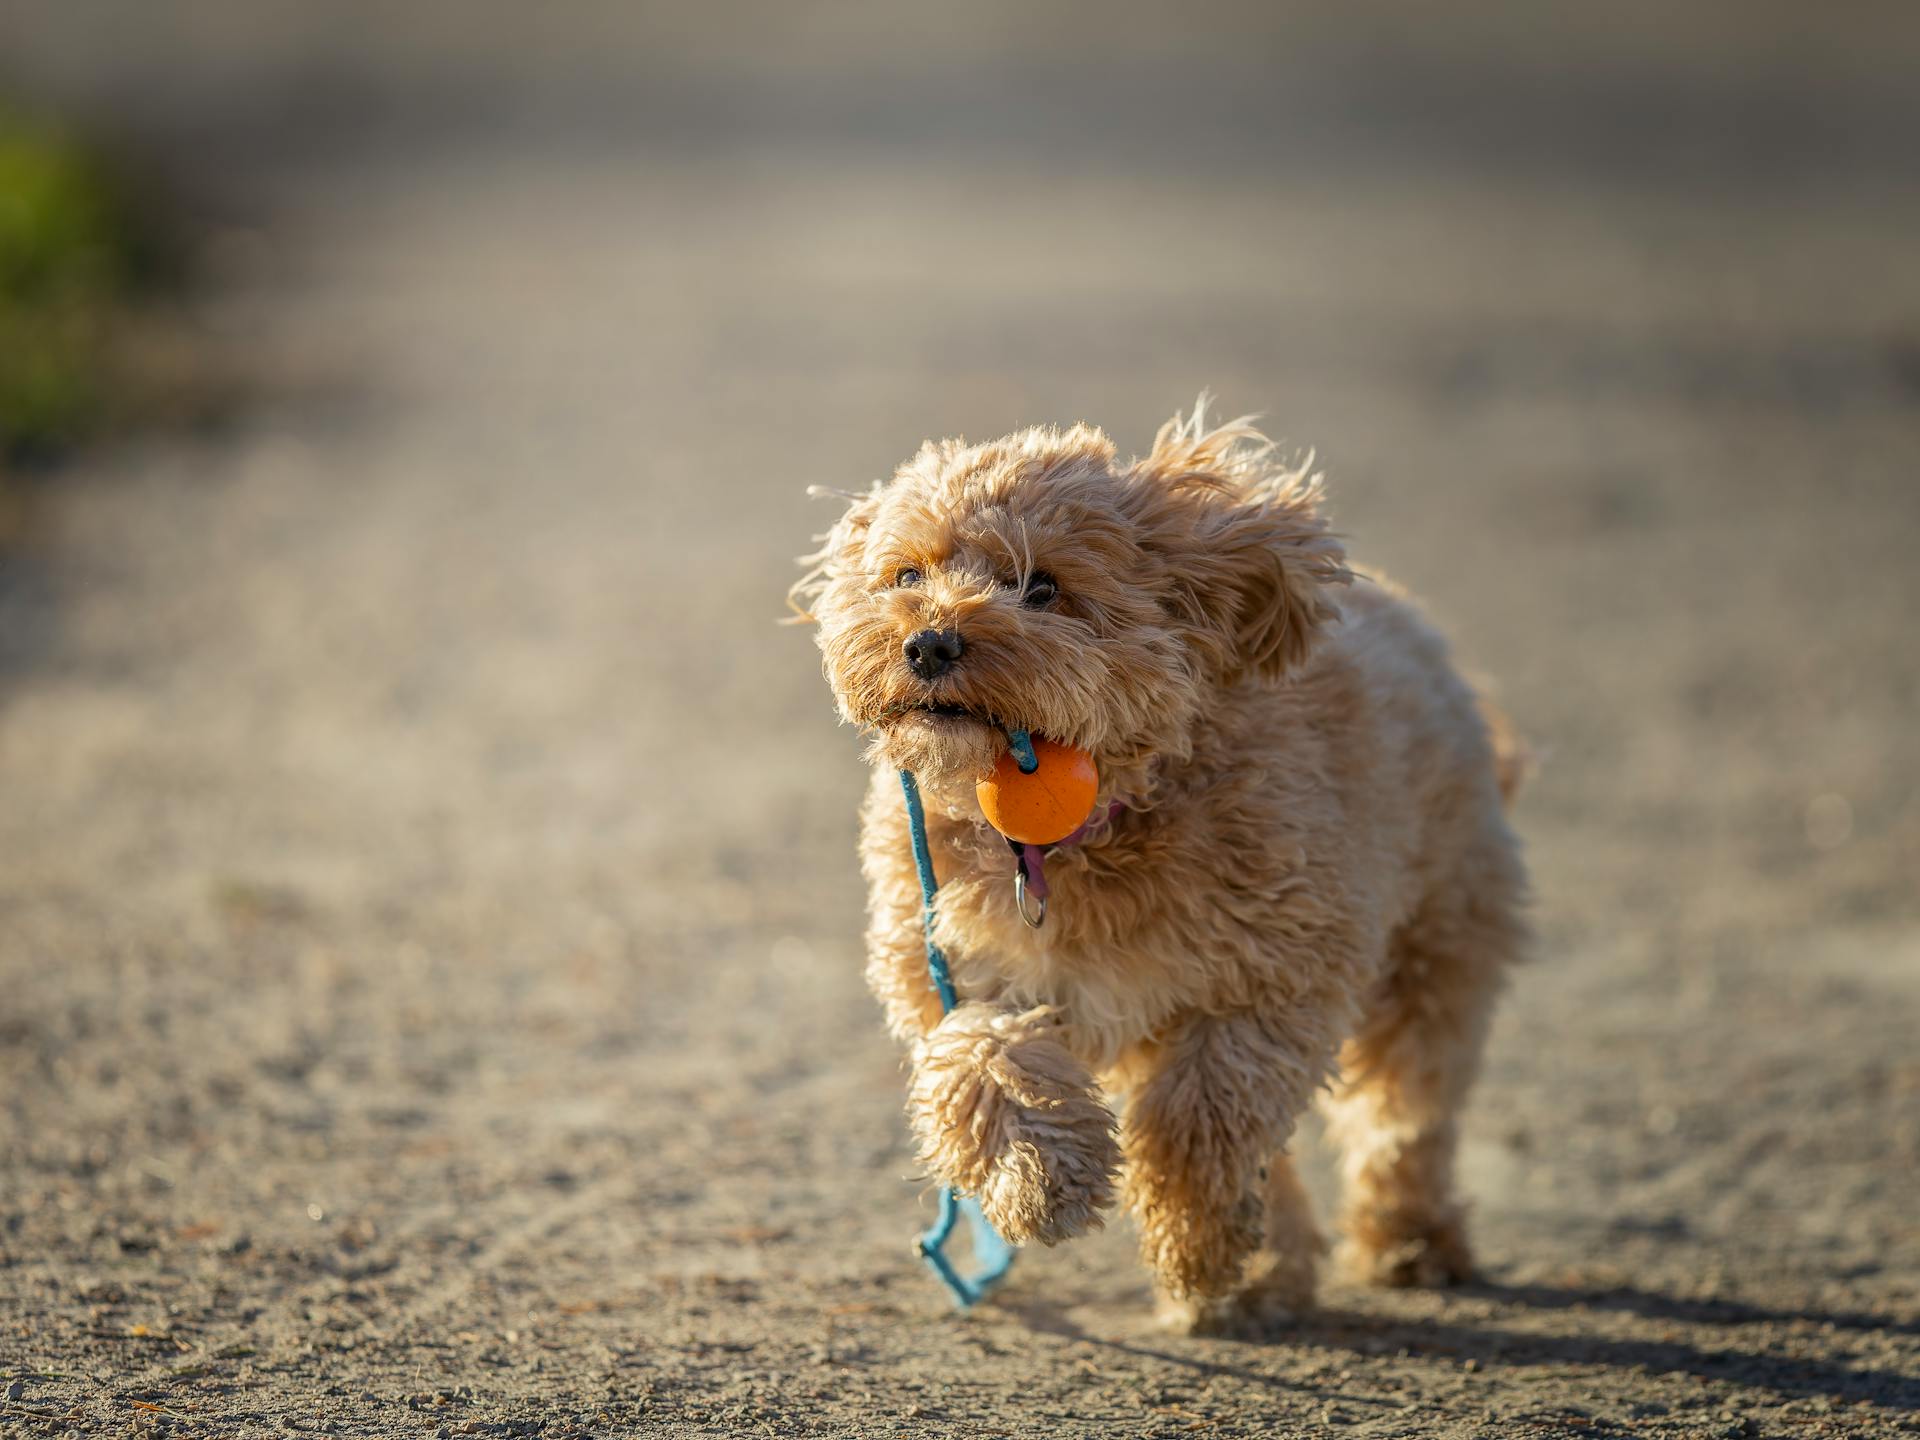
[1127,1173,1266,1303]
[1156,1285,1311,1338]
[908,1004,1120,1246]
[1148,1208,1320,1334]
[1336,1209,1474,1289]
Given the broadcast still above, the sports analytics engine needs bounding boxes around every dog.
[792,403,1528,1331]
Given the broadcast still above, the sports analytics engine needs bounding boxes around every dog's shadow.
[998,1278,1919,1415]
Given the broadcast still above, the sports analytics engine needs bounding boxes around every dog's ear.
[1124,405,1350,683]
[786,481,885,624]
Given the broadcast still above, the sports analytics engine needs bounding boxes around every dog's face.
[794,409,1349,796]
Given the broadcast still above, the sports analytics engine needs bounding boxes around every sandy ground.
[2,4,1918,1436]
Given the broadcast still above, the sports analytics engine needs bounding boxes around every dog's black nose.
[903,627,963,681]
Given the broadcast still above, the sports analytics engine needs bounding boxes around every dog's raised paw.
[977,1124,1119,1247]
[908,1003,1120,1244]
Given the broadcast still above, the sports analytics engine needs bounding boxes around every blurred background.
[1,3,1915,1435]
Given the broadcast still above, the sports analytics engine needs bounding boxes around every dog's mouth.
[879,700,1008,735]
[879,702,1006,756]
[879,701,1003,744]
[909,702,980,724]
[871,699,1009,781]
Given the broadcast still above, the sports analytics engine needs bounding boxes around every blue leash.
[898,727,1038,1308]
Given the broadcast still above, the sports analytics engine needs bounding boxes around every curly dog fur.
[793,402,1528,1331]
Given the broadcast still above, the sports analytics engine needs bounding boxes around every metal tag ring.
[1014,869,1047,929]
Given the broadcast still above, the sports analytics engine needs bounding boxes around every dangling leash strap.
[895,729,1041,1308]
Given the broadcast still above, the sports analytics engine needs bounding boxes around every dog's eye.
[893,567,923,589]
[1023,572,1058,607]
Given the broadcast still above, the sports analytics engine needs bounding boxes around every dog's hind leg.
[1322,867,1525,1288]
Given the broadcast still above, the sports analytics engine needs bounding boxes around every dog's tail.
[1476,691,1530,810]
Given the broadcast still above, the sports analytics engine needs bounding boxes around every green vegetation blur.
[0,112,142,458]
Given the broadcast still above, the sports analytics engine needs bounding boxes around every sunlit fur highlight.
[797,402,1529,1332]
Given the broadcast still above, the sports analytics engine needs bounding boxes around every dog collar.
[1009,799,1126,929]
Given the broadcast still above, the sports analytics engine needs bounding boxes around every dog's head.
[792,403,1350,797]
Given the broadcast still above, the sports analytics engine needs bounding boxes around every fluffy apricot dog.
[793,404,1528,1331]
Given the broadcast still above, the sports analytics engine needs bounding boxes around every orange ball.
[975,737,1100,845]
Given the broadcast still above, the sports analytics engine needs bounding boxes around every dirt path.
[2,5,1917,1436]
